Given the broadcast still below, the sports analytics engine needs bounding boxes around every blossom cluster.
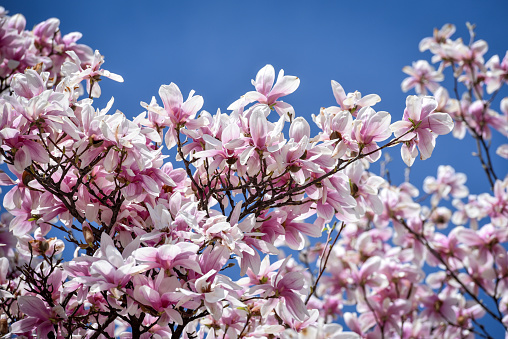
[0,9,506,339]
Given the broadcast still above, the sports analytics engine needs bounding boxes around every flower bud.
[83,222,94,247]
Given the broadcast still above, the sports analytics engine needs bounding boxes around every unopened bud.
[83,222,94,247]
[22,170,35,187]
[0,318,8,335]
[39,240,49,254]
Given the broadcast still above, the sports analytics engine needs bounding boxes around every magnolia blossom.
[228,64,300,120]
[401,60,444,95]
[391,95,454,166]
[0,13,507,339]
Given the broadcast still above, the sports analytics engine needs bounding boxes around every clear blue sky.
[4,1,508,337]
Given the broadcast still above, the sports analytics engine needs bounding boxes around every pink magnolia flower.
[419,23,456,52]
[423,165,469,206]
[62,50,123,98]
[229,64,300,120]
[155,83,205,149]
[133,241,201,274]
[497,143,508,159]
[345,161,385,217]
[455,223,508,265]
[478,178,508,227]
[263,269,310,322]
[485,51,508,94]
[10,296,66,338]
[391,95,454,166]
[331,80,381,117]
[419,290,459,324]
[132,272,183,325]
[350,106,392,162]
[401,60,444,95]
[466,100,508,140]
[193,117,246,173]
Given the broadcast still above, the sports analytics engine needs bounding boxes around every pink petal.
[18,296,50,319]
[268,69,300,102]
[417,129,435,160]
[254,64,275,96]
[159,83,183,114]
[249,106,269,148]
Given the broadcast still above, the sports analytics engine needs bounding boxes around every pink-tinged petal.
[332,140,348,159]
[472,39,488,55]
[193,149,222,159]
[454,227,484,246]
[224,138,245,150]
[273,101,295,120]
[290,168,305,185]
[401,142,417,167]
[368,195,384,215]
[360,256,382,281]
[401,77,415,92]
[254,64,275,96]
[261,297,279,318]
[0,170,16,185]
[405,95,423,121]
[202,134,222,149]
[283,292,309,321]
[105,245,124,268]
[207,299,223,321]
[14,148,31,172]
[239,251,260,276]
[37,321,56,338]
[175,258,203,274]
[365,175,384,191]
[205,287,226,303]
[289,117,310,143]
[0,127,20,139]
[90,260,115,279]
[420,96,438,120]
[496,144,508,159]
[222,123,240,144]
[317,201,335,221]
[243,90,266,103]
[18,296,50,319]
[440,304,457,323]
[284,228,305,250]
[195,269,216,293]
[159,83,183,114]
[331,80,346,106]
[165,308,183,325]
[133,247,158,262]
[10,317,39,334]
[417,129,435,160]
[269,69,300,101]
[181,95,204,119]
[11,69,44,98]
[102,70,124,82]
[138,286,161,308]
[250,106,269,148]
[239,146,255,165]
[279,271,305,290]
[357,94,381,107]
[293,221,322,238]
[425,113,454,135]
[344,313,362,335]
[140,174,160,195]
[103,148,117,172]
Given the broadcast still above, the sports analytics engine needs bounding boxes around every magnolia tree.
[0,7,506,339]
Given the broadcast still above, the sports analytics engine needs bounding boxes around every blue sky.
[4,0,508,336]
